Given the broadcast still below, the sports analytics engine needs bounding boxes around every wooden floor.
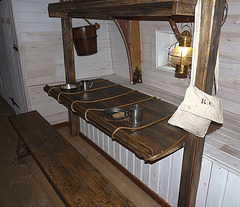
[0,96,161,207]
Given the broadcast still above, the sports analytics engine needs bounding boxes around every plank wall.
[108,0,240,206]
[80,117,240,207]
[11,0,113,123]
[9,0,240,206]
[110,0,240,118]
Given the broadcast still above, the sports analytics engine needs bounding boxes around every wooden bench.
[9,110,135,207]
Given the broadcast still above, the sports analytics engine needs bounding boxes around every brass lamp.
[169,30,193,78]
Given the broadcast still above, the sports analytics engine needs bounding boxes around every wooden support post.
[114,20,142,85]
[61,0,79,136]
[178,0,225,206]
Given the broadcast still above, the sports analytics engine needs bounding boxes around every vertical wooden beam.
[178,0,225,206]
[114,20,142,85]
[60,0,79,136]
[195,0,225,93]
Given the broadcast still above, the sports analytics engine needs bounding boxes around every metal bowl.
[102,108,128,120]
[60,84,79,92]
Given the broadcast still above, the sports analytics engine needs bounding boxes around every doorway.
[0,0,27,114]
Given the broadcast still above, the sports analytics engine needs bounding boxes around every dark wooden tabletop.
[44,79,188,163]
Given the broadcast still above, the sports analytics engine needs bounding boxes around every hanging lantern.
[169,29,193,78]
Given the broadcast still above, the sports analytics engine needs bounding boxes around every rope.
[84,96,155,121]
[71,90,137,112]
[47,79,108,97]
[57,83,120,103]
[145,135,186,162]
[112,113,173,139]
[47,87,59,96]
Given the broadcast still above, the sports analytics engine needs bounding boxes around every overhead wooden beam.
[114,20,142,84]
[60,0,79,136]
[178,0,226,206]
[48,1,196,19]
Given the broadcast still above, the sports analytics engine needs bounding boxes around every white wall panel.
[80,117,240,207]
[108,2,240,117]
[108,21,130,79]
[11,0,114,123]
[205,164,228,207]
[196,158,212,207]
[8,0,240,205]
[80,118,179,205]
[222,172,240,207]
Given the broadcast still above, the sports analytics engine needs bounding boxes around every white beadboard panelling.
[103,134,109,153]
[8,0,240,205]
[105,1,240,204]
[108,21,130,79]
[28,84,68,124]
[80,113,240,207]
[102,2,240,118]
[114,141,121,163]
[196,158,213,207]
[79,118,176,205]
[11,0,114,124]
[168,150,183,207]
[120,145,127,168]
[205,163,228,207]
[18,22,62,33]
[149,161,161,193]
[103,74,240,206]
[222,172,240,207]
[204,144,240,178]
[127,150,135,174]
[134,156,143,180]
[158,156,172,201]
[142,162,150,186]
[14,2,48,13]
[92,127,98,144]
[20,31,62,43]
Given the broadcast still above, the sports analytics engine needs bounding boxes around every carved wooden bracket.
[114,19,142,85]
[168,18,181,41]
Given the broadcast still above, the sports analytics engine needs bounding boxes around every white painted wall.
[11,0,113,123]
[107,1,240,206]
[110,1,240,118]
[108,21,130,79]
[80,117,240,207]
[8,0,240,206]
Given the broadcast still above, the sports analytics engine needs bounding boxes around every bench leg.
[16,136,31,164]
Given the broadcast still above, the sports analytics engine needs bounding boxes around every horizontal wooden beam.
[48,1,196,19]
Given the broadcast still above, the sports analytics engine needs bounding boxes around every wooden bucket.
[72,20,100,56]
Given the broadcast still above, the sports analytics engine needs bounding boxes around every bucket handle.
[83,18,100,30]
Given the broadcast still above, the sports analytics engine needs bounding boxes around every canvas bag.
[168,0,223,137]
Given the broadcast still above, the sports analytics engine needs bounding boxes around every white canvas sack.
[180,85,223,124]
[168,0,223,138]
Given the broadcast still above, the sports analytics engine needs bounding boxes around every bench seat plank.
[9,110,135,207]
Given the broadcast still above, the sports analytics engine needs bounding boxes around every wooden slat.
[9,111,135,207]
